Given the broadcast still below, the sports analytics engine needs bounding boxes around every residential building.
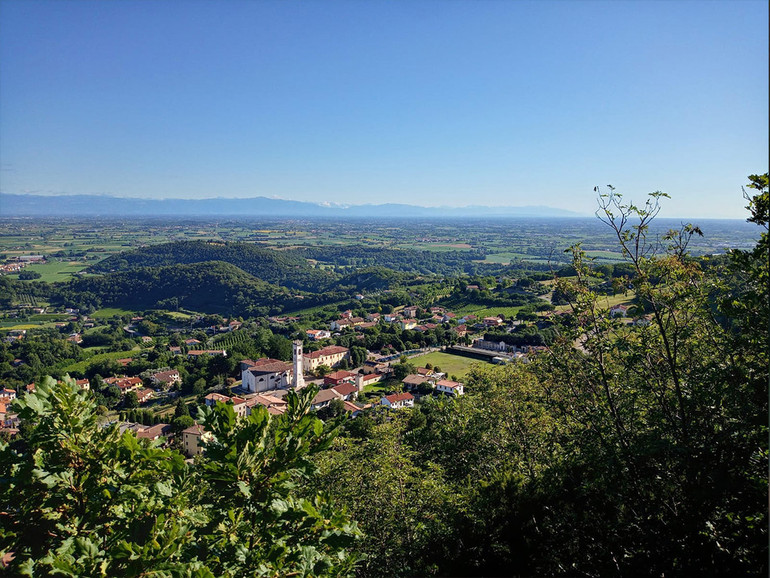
[331,382,359,401]
[150,369,181,388]
[435,379,464,396]
[324,370,356,387]
[182,425,212,458]
[302,345,349,373]
[306,329,331,341]
[310,388,343,411]
[380,392,415,409]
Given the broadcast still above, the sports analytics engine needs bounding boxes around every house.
[366,312,381,322]
[324,370,356,387]
[402,374,430,389]
[331,382,359,401]
[169,346,182,355]
[306,329,331,341]
[380,392,415,409]
[453,326,469,337]
[150,369,181,388]
[310,388,343,411]
[435,379,464,396]
[182,424,212,457]
[342,400,367,417]
[302,345,350,373]
[204,392,230,406]
[0,388,17,401]
[246,394,288,416]
[401,306,419,319]
[330,318,354,331]
[610,305,629,317]
[135,388,153,404]
[136,423,172,441]
[358,372,383,388]
[187,349,227,359]
[483,316,503,327]
[399,320,418,330]
[103,376,143,394]
[205,393,249,417]
[241,358,293,393]
[141,336,153,343]
[74,378,90,391]
[184,339,201,346]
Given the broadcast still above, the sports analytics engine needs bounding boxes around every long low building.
[302,345,349,373]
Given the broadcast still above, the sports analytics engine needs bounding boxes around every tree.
[318,397,345,420]
[174,397,190,418]
[123,390,139,409]
[195,386,361,575]
[392,361,416,381]
[350,345,368,367]
[192,377,207,395]
[0,377,202,575]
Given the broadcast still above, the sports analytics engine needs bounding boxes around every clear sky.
[1,0,767,218]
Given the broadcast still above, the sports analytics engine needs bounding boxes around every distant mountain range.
[0,193,582,218]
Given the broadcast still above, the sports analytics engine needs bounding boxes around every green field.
[451,304,524,318]
[91,308,136,318]
[10,260,90,282]
[59,349,141,374]
[409,351,487,379]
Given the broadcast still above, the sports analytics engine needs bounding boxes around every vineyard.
[212,330,250,350]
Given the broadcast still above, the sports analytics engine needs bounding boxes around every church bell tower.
[292,340,305,389]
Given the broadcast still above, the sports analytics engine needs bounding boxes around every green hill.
[90,240,332,291]
[63,261,303,316]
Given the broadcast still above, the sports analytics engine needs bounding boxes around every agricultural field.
[410,351,488,379]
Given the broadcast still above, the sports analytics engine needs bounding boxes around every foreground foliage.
[313,177,767,576]
[0,379,360,576]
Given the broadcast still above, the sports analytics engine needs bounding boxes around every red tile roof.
[384,392,414,403]
[305,345,348,359]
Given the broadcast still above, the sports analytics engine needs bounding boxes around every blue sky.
[1,0,767,218]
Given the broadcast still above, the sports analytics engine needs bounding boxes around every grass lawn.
[92,308,136,318]
[553,291,636,312]
[409,351,488,379]
[0,322,55,331]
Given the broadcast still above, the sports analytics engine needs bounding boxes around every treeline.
[288,245,492,276]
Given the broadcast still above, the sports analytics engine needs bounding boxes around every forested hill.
[60,261,303,316]
[89,240,331,291]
